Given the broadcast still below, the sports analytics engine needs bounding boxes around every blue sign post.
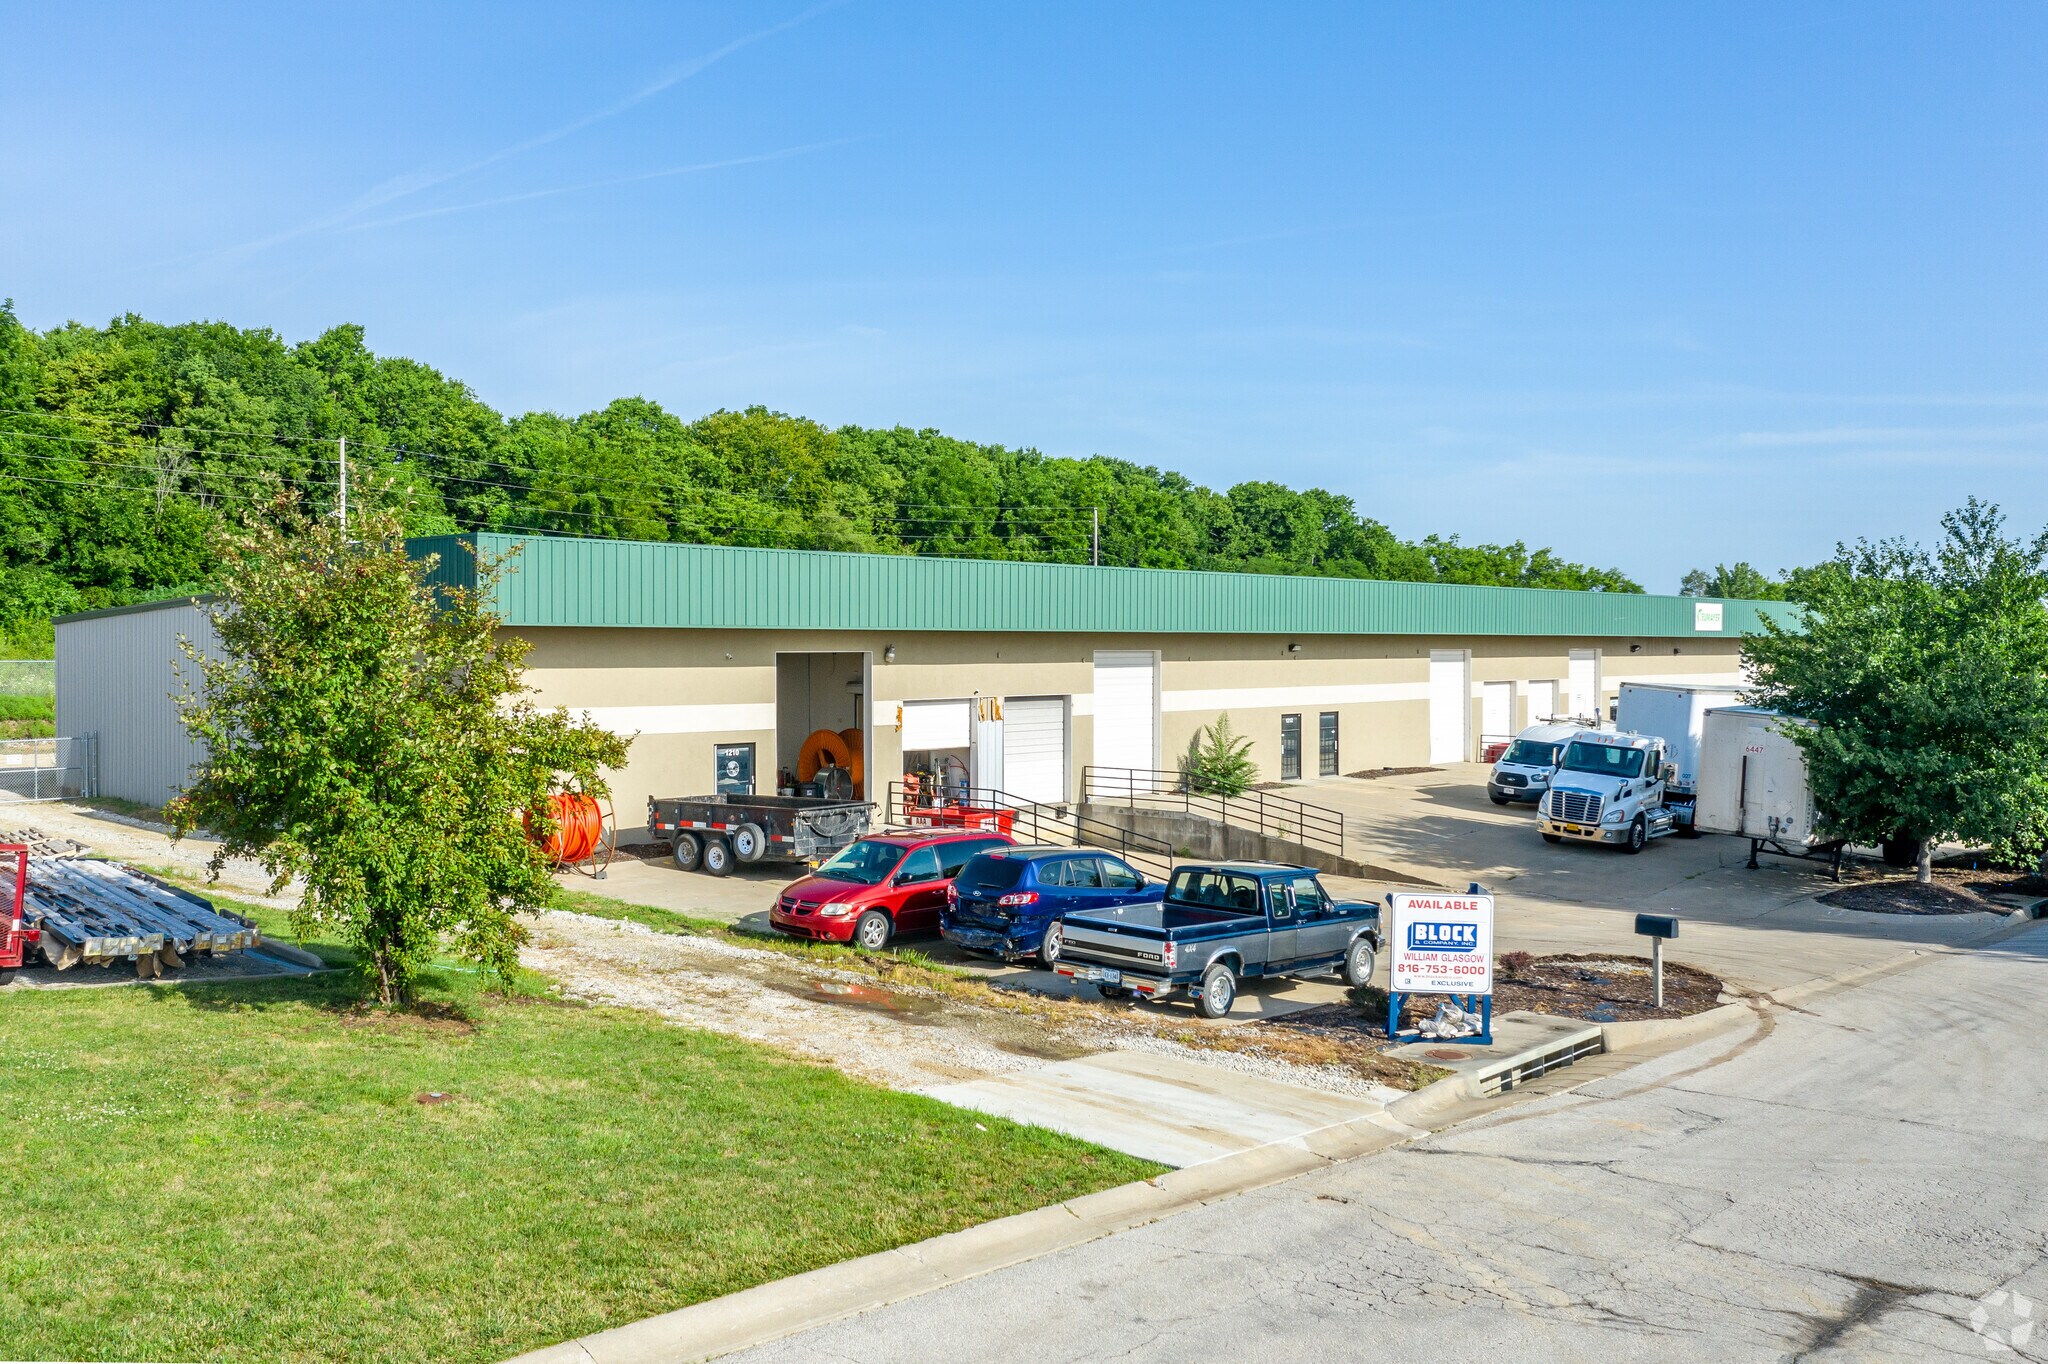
[1386,883,1496,1046]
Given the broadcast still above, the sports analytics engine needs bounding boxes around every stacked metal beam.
[6,858,257,969]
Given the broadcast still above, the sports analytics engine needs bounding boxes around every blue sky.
[5,1,2045,590]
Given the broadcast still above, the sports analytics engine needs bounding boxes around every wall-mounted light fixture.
[1629,643,1642,653]
[1287,642,1302,654]
[883,645,896,663]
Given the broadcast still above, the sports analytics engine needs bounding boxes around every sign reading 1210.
[1387,891,1494,995]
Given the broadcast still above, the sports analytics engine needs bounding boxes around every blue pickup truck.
[1052,861,1382,1018]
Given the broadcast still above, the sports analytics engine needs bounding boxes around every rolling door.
[1091,651,1158,778]
[1001,697,1068,804]
[1428,650,1468,764]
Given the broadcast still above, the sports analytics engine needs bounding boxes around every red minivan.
[770,829,1013,949]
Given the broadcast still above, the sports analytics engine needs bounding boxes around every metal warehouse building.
[57,534,1795,833]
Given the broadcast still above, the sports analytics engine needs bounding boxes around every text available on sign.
[1388,891,1494,995]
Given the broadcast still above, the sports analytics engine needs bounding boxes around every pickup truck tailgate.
[1060,917,1173,972]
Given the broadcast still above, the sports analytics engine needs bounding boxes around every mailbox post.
[1635,913,1679,1009]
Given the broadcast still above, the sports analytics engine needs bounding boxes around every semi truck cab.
[1538,730,1676,853]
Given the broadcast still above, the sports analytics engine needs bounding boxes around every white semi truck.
[1537,729,1677,853]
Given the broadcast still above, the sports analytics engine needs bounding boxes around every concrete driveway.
[722,921,2048,1364]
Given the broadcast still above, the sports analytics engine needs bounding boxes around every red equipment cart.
[0,844,38,985]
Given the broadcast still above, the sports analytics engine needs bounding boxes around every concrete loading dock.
[59,536,1795,831]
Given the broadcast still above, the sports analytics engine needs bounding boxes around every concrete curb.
[1599,999,1753,1051]
[252,939,326,970]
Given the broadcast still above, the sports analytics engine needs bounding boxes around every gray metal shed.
[54,597,216,808]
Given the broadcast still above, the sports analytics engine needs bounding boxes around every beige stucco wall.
[515,626,1750,834]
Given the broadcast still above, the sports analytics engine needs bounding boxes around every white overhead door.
[1428,650,1468,764]
[1092,651,1158,779]
[1567,650,1600,722]
[1526,679,1558,724]
[1480,681,1513,746]
[900,699,971,751]
[1002,697,1068,804]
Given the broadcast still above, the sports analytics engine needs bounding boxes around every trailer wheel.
[670,832,702,872]
[731,823,768,864]
[701,836,735,877]
[1624,816,1648,854]
[1197,962,1237,1019]
[1343,938,1377,989]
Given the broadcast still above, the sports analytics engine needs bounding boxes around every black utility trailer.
[647,794,874,877]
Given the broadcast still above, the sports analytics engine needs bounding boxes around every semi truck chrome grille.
[1551,789,1601,824]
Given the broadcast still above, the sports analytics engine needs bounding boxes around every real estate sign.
[1388,891,1494,995]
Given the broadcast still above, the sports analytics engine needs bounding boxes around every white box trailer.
[1615,681,1746,832]
[1696,706,1814,841]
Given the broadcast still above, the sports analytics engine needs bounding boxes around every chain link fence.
[0,735,94,801]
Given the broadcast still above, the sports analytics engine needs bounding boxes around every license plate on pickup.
[1094,967,1121,986]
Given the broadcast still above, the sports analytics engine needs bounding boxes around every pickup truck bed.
[1053,862,1380,1015]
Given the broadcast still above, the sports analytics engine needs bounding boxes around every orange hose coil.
[837,727,864,789]
[797,728,853,783]
[527,791,604,864]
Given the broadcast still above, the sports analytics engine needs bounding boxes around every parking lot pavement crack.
[1659,1081,2048,1148]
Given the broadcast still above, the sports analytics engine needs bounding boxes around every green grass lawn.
[0,899,1162,1363]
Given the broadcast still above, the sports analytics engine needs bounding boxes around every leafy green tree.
[1745,499,2048,882]
[1680,562,1785,600]
[1179,713,1260,797]
[168,500,629,1003]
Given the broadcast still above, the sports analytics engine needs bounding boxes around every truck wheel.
[670,832,702,872]
[1542,832,1563,845]
[1343,938,1377,989]
[1624,816,1648,854]
[0,967,14,988]
[731,823,768,864]
[1197,963,1237,1019]
[854,910,893,950]
[1038,922,1064,968]
[701,836,734,877]
[1488,791,1510,806]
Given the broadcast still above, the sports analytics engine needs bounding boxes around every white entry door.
[1428,650,1469,764]
[1480,681,1513,748]
[1092,651,1159,780]
[1002,697,1068,804]
[1526,679,1558,724]
[1567,650,1600,722]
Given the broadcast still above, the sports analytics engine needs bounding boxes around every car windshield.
[812,839,903,886]
[1558,741,1645,779]
[957,853,1027,894]
[1501,739,1561,767]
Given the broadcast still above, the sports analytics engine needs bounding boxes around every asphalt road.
[727,923,2048,1363]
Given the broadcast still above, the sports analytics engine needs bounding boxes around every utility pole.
[1091,507,1099,567]
[337,435,348,535]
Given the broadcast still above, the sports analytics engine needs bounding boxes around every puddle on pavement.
[754,969,1092,1060]
[760,975,948,1023]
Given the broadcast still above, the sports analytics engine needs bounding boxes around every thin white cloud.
[336,140,857,233]
[200,1,846,259]
[1736,421,2048,447]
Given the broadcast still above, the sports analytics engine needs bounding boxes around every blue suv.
[942,846,1163,965]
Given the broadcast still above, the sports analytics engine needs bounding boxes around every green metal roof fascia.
[408,534,1801,638]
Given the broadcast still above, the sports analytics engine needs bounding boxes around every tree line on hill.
[0,303,1653,654]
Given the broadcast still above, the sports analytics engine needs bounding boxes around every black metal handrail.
[884,781,1176,877]
[1080,766,1346,857]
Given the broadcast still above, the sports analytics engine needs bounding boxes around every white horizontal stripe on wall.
[564,703,777,735]
[1161,681,1433,713]
[1600,671,1750,689]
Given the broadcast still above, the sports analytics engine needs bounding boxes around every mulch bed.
[1343,766,1442,780]
[615,841,672,861]
[1256,952,1726,1039]
[1818,864,2046,916]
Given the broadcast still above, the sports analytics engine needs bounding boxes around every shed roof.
[406,533,1797,639]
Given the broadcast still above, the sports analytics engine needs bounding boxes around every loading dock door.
[1567,650,1600,722]
[1092,651,1159,780]
[1002,697,1068,804]
[1428,650,1468,764]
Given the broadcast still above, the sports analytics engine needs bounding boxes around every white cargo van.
[1486,721,1581,806]
[1615,682,1746,834]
